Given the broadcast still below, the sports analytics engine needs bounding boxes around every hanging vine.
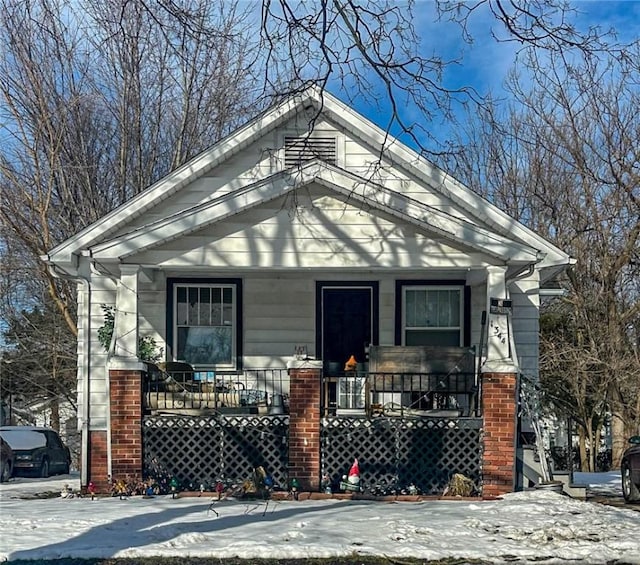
[97,305,163,363]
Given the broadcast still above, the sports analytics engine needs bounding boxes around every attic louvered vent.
[284,136,337,167]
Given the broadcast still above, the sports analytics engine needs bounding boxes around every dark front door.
[318,284,378,375]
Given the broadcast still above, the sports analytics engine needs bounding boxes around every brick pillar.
[109,369,143,485]
[287,365,322,492]
[482,371,517,497]
[87,431,108,493]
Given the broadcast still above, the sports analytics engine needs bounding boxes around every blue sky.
[319,0,640,152]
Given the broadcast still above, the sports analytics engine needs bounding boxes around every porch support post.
[287,360,322,492]
[113,265,140,359]
[108,367,144,486]
[481,371,518,497]
[86,431,109,494]
[481,265,518,497]
[484,266,513,371]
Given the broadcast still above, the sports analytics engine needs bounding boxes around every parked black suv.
[0,426,71,478]
[0,437,14,482]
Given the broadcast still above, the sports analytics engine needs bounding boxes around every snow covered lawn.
[0,472,639,564]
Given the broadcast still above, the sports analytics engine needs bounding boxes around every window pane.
[408,289,431,327]
[176,287,188,325]
[188,287,199,325]
[210,304,221,326]
[406,290,417,326]
[449,290,460,326]
[436,289,459,326]
[223,287,233,325]
[178,326,232,365]
[423,291,438,327]
[199,288,211,325]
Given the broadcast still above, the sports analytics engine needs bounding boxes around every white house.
[43,87,573,497]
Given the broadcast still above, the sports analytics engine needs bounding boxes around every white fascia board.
[46,93,314,265]
[90,160,540,264]
[317,93,572,268]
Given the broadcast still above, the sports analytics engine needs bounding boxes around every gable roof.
[44,86,572,276]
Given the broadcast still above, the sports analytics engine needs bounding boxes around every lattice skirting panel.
[321,417,483,495]
[142,415,289,490]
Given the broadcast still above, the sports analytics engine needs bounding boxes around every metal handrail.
[143,367,290,414]
[322,371,480,417]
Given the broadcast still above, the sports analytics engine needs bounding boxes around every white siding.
[128,185,493,269]
[133,271,490,370]
[76,111,547,424]
[108,114,505,247]
[510,272,541,378]
[83,273,118,430]
[109,135,277,237]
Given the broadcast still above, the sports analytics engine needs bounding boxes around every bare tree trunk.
[610,411,628,470]
[578,431,588,472]
[50,399,60,433]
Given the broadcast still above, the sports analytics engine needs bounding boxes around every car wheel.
[0,461,11,482]
[39,459,50,478]
[621,461,640,503]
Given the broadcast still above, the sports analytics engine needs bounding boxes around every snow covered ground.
[0,472,639,564]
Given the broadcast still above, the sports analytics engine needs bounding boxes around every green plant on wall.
[97,305,163,363]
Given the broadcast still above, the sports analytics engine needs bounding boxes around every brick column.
[287,364,322,492]
[482,371,517,497]
[109,369,143,484]
[87,431,108,493]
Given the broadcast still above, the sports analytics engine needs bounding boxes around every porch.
[140,347,483,496]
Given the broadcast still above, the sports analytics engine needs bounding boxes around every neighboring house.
[43,88,573,497]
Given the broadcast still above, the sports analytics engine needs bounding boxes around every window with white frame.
[402,286,462,346]
[174,283,236,369]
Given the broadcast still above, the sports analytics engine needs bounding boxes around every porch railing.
[144,364,480,418]
[143,365,290,415]
[322,371,480,417]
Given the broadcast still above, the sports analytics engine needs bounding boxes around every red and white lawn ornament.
[340,458,362,492]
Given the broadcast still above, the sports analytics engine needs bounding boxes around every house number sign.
[489,298,512,315]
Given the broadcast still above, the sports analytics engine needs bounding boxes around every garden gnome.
[344,355,357,372]
[170,476,179,499]
[321,472,332,494]
[347,458,360,488]
[88,481,96,500]
[290,477,300,500]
